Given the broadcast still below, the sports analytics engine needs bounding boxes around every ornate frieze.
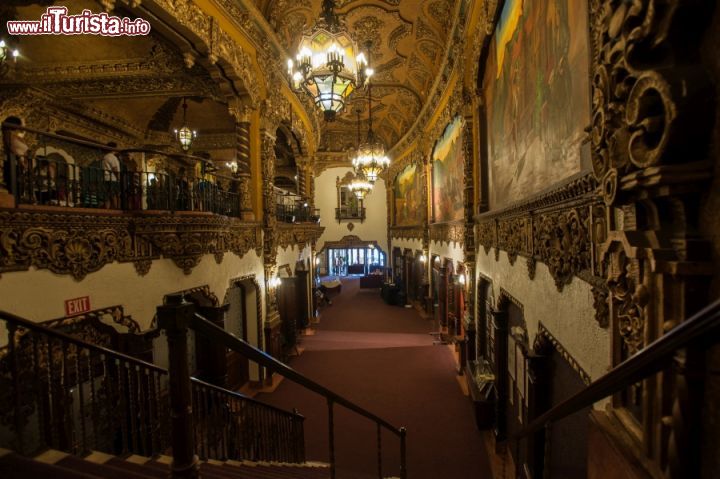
[0,210,262,280]
[474,173,601,291]
[276,224,324,251]
[533,207,592,290]
[429,221,465,247]
[390,226,425,242]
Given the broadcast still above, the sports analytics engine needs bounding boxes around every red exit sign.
[65,296,91,316]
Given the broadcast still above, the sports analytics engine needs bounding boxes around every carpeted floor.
[257,277,492,479]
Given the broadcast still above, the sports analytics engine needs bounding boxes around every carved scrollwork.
[497,216,530,265]
[605,247,647,355]
[533,208,591,291]
[0,212,133,281]
[429,222,465,247]
[276,224,325,251]
[0,211,262,279]
[475,220,495,254]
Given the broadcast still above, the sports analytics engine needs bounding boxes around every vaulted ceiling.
[3,0,458,172]
[254,0,458,155]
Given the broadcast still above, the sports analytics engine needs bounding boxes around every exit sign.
[65,296,91,316]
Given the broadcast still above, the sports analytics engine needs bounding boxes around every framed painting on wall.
[394,163,424,226]
[484,0,592,209]
[432,116,465,223]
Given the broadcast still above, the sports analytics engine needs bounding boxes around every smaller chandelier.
[352,71,389,182]
[0,39,20,78]
[174,98,197,152]
[226,161,239,175]
[349,173,373,200]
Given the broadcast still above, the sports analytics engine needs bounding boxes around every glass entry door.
[327,247,385,276]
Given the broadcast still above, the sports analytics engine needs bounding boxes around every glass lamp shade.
[290,24,366,121]
[174,126,197,151]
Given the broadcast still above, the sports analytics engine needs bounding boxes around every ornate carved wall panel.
[276,224,324,250]
[474,174,603,291]
[0,210,262,280]
[429,221,465,247]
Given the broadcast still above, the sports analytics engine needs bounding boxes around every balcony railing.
[2,123,243,217]
[335,205,365,222]
[276,202,320,223]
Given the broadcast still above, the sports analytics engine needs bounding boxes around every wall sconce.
[315,257,321,266]
[269,276,282,288]
[419,254,427,263]
[458,274,466,286]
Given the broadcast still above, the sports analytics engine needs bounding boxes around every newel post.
[157,294,199,479]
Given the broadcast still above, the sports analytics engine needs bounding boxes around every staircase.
[0,448,331,478]
[0,300,408,479]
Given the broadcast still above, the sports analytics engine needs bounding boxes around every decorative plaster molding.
[389,226,425,241]
[276,223,324,251]
[0,210,262,280]
[429,221,465,247]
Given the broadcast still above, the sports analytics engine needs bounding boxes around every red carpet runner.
[258,278,492,479]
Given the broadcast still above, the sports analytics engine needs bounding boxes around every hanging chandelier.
[349,172,373,200]
[352,66,389,183]
[287,0,368,122]
[174,98,197,152]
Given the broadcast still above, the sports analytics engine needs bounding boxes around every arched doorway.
[224,276,263,388]
[321,235,387,277]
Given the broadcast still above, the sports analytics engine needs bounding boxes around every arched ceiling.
[254,0,458,155]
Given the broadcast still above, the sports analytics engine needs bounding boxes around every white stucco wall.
[0,251,266,331]
[314,167,388,253]
[476,247,610,381]
[275,244,312,276]
[430,239,465,266]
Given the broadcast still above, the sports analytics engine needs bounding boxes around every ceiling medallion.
[287,0,370,122]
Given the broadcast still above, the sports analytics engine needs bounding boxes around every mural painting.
[394,163,425,226]
[432,116,465,223]
[485,0,591,209]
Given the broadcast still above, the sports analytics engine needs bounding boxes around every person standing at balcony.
[176,166,190,211]
[103,142,121,209]
[2,117,31,202]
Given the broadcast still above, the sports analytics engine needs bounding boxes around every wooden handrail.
[0,309,304,419]
[511,297,720,441]
[191,312,404,437]
[0,309,166,373]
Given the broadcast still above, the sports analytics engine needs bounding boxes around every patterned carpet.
[257,277,491,479]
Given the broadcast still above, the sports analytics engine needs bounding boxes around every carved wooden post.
[196,303,230,387]
[157,294,199,479]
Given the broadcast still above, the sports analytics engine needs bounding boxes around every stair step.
[57,455,159,479]
[1,446,330,479]
[0,450,100,479]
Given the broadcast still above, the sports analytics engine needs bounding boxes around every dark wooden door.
[225,284,249,390]
[278,277,298,350]
[296,270,310,330]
